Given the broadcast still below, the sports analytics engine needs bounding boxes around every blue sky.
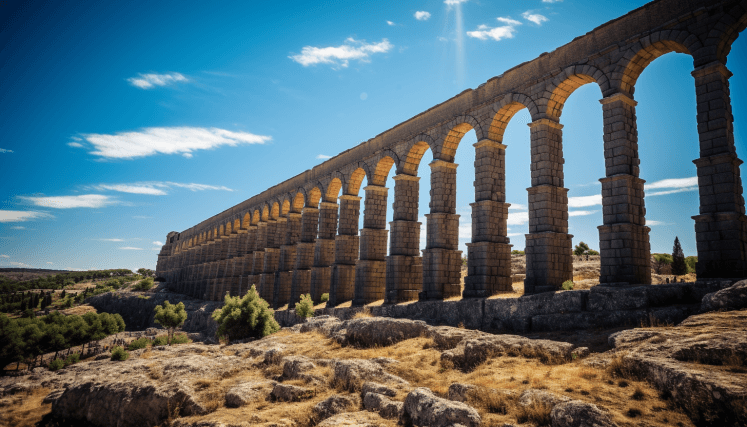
[1,0,746,271]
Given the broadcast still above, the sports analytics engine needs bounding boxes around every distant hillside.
[0,268,71,282]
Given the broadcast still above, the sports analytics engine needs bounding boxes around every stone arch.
[252,210,261,225]
[437,114,482,162]
[307,186,322,207]
[345,165,368,195]
[271,202,280,219]
[371,152,398,186]
[219,224,225,237]
[242,212,251,229]
[292,192,305,213]
[224,221,232,235]
[543,65,609,121]
[400,134,436,176]
[261,204,270,221]
[615,30,701,96]
[488,93,539,142]
[325,177,343,202]
[715,1,747,65]
[233,218,240,231]
[281,198,291,215]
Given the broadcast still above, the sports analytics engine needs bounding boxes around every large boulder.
[300,315,344,335]
[427,326,487,350]
[403,387,481,427]
[447,383,477,403]
[313,394,359,421]
[316,411,389,427]
[702,280,747,312]
[518,389,570,407]
[271,383,314,402]
[361,381,397,398]
[332,359,408,391]
[281,355,316,380]
[362,392,403,419]
[338,317,429,347]
[441,334,579,369]
[551,400,618,427]
[225,380,275,408]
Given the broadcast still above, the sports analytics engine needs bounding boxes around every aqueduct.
[156,0,747,308]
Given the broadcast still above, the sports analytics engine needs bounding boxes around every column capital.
[320,201,338,209]
[393,174,420,182]
[527,118,563,130]
[288,212,302,218]
[339,194,362,201]
[429,159,458,169]
[276,217,288,223]
[692,61,732,79]
[363,185,389,193]
[302,206,319,213]
[599,92,637,107]
[473,139,507,150]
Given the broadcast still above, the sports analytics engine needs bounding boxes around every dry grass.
[352,308,373,319]
[0,388,51,427]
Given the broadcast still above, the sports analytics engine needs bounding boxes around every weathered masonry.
[156,0,747,308]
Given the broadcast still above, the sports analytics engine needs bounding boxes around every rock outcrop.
[702,279,747,312]
[403,387,481,427]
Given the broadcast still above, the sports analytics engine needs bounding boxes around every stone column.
[385,175,422,304]
[310,201,338,303]
[524,118,573,294]
[465,139,513,297]
[598,93,651,286]
[691,62,747,278]
[275,213,301,308]
[259,220,280,302]
[240,226,257,295]
[421,160,462,300]
[353,185,389,306]
[228,230,248,296]
[251,222,267,293]
[290,207,319,308]
[211,237,230,301]
[329,195,361,307]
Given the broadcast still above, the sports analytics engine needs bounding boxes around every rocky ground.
[1,280,745,427]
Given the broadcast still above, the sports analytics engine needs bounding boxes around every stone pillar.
[465,139,513,297]
[290,207,319,308]
[598,93,651,286]
[691,62,747,278]
[353,185,389,306]
[524,118,573,294]
[275,213,301,308]
[251,222,267,293]
[310,201,338,303]
[329,195,361,307]
[421,160,462,300]
[228,230,248,296]
[259,220,280,302]
[385,175,422,304]
[240,226,257,295]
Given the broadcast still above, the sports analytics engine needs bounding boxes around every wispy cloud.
[646,220,671,226]
[290,38,393,68]
[467,16,521,41]
[444,0,468,5]
[10,226,26,230]
[387,20,396,26]
[0,255,8,258]
[414,11,431,21]
[90,181,233,195]
[120,247,142,250]
[509,203,527,211]
[648,187,698,197]
[98,238,125,242]
[542,0,562,3]
[0,148,13,153]
[67,142,84,148]
[645,177,697,190]
[21,194,117,209]
[508,210,529,226]
[316,154,332,160]
[8,261,31,267]
[0,210,53,222]
[127,72,188,89]
[569,210,599,217]
[522,11,548,25]
[75,127,271,159]
[568,194,602,208]
[153,241,164,246]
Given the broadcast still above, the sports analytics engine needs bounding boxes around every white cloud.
[387,20,396,26]
[10,226,26,230]
[290,38,393,68]
[507,232,523,237]
[444,0,468,5]
[647,187,698,197]
[21,194,117,209]
[93,184,168,195]
[120,247,143,250]
[127,72,188,89]
[459,222,471,239]
[569,210,599,217]
[508,210,529,226]
[92,181,234,195]
[68,142,84,148]
[522,11,548,25]
[0,148,13,153]
[99,238,125,242]
[153,241,164,246]
[542,0,562,2]
[414,11,431,21]
[568,194,602,208]
[645,176,697,190]
[646,220,671,226]
[509,203,527,211]
[9,261,30,267]
[79,127,271,159]
[0,210,53,222]
[317,154,332,160]
[167,182,233,192]
[467,16,522,41]
[497,17,522,26]
[183,153,193,158]
[151,248,161,251]
[0,255,8,258]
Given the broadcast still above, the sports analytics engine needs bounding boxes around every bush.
[562,280,574,291]
[127,337,150,351]
[511,250,525,255]
[110,346,129,361]
[48,358,65,371]
[153,301,188,344]
[295,294,314,318]
[64,353,80,366]
[132,277,154,291]
[152,336,168,346]
[685,256,697,274]
[320,293,329,303]
[170,333,191,344]
[211,285,280,341]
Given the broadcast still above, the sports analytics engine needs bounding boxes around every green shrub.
[561,280,574,291]
[48,358,65,371]
[170,333,191,345]
[152,336,168,346]
[320,293,329,303]
[127,337,150,351]
[153,300,187,344]
[132,278,154,291]
[211,285,280,341]
[64,353,80,366]
[295,294,314,318]
[511,250,525,255]
[685,256,697,274]
[110,346,129,361]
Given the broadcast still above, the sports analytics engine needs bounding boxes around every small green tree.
[685,256,698,274]
[320,293,329,303]
[295,294,315,318]
[110,346,129,361]
[671,237,687,277]
[211,285,279,341]
[561,280,574,290]
[573,242,598,256]
[153,301,188,344]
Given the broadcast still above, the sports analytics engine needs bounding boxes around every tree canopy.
[153,301,188,344]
